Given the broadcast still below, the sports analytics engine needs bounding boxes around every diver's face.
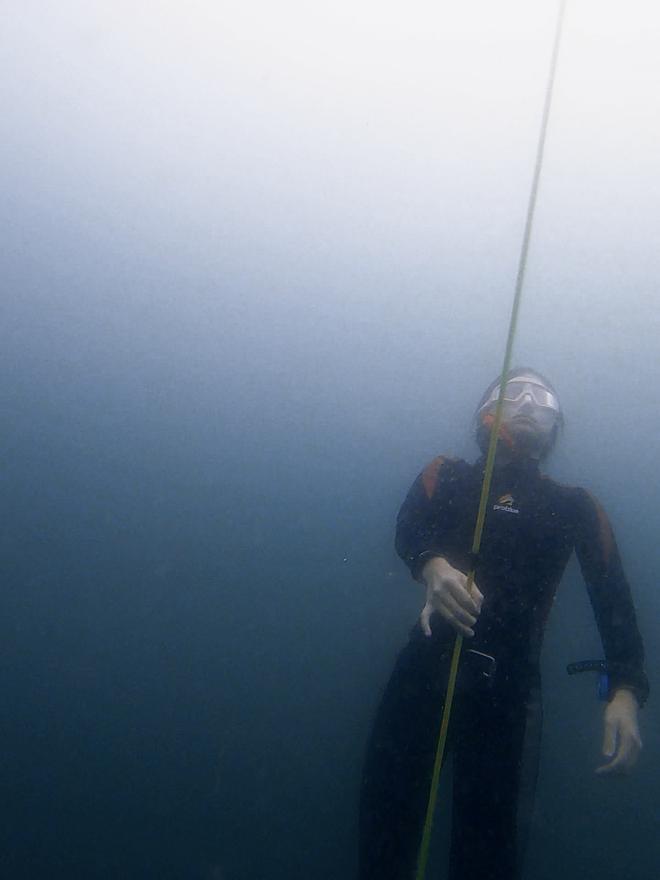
[483,376,560,456]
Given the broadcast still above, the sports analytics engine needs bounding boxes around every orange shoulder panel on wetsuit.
[540,477,616,567]
[422,455,452,500]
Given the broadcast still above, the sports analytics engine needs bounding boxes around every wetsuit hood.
[474,366,563,461]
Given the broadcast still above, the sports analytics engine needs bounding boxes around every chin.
[509,428,543,456]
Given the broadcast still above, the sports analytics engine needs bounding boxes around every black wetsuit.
[359,455,648,880]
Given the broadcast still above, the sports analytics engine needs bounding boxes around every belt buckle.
[466,649,497,679]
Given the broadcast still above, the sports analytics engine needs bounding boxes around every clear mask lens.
[486,380,559,412]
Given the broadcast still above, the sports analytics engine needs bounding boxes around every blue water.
[2,3,658,877]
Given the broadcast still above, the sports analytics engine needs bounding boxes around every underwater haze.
[2,1,659,877]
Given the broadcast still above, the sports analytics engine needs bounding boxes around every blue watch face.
[598,673,610,701]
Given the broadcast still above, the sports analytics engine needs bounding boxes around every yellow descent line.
[415,2,568,877]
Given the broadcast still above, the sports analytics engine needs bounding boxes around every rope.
[415,2,568,877]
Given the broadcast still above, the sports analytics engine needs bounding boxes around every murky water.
[2,3,658,877]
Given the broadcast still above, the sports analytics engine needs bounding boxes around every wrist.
[610,687,639,708]
[416,552,445,583]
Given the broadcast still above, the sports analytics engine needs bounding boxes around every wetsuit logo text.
[493,493,520,515]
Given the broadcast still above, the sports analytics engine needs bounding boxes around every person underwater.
[358,368,648,880]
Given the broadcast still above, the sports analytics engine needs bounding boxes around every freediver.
[359,368,648,880]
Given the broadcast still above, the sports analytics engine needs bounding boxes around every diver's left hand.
[596,688,642,775]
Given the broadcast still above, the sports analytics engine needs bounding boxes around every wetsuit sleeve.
[574,489,649,705]
[395,456,452,581]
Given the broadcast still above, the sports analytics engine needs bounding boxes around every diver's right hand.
[420,556,483,638]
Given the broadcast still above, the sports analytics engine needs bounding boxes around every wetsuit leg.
[358,625,450,880]
[449,679,543,880]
